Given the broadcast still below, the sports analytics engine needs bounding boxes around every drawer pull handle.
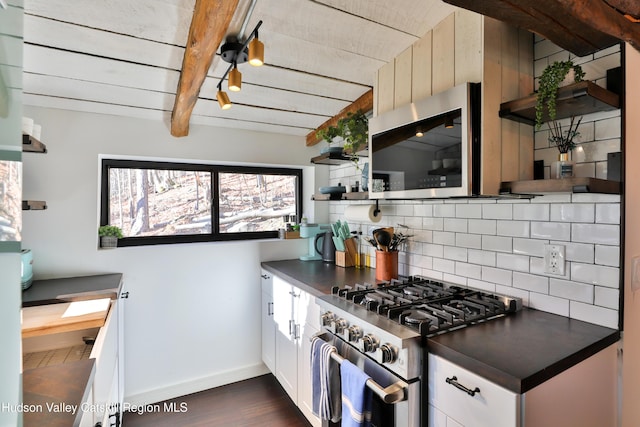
[445,376,480,397]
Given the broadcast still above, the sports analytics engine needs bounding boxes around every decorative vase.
[550,152,574,179]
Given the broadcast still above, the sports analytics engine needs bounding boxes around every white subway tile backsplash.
[530,222,571,241]
[414,204,433,217]
[530,194,571,203]
[395,204,414,217]
[444,246,467,262]
[455,262,481,279]
[413,254,434,270]
[513,204,549,221]
[403,216,423,229]
[497,253,530,273]
[570,302,618,329]
[455,233,482,249]
[468,219,496,235]
[420,269,444,281]
[595,286,619,310]
[495,284,530,305]
[530,292,569,317]
[444,218,467,233]
[596,203,620,224]
[433,204,456,217]
[572,223,620,245]
[560,242,595,263]
[513,272,549,294]
[482,235,512,253]
[571,263,620,288]
[530,257,570,279]
[482,204,513,220]
[482,266,512,287]
[550,204,595,223]
[550,279,594,304]
[455,204,482,218]
[468,249,496,267]
[497,220,530,238]
[433,231,456,246]
[423,217,444,231]
[595,245,620,267]
[571,194,620,203]
[595,116,621,140]
[423,243,444,258]
[433,258,455,274]
[513,238,546,257]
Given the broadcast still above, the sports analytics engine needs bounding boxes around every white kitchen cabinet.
[262,271,320,427]
[429,353,520,427]
[261,270,276,373]
[429,343,618,427]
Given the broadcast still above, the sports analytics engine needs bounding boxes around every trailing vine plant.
[315,110,368,170]
[535,59,585,130]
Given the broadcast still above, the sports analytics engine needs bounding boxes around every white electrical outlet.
[544,244,566,275]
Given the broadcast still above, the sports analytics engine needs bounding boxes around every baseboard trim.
[125,363,270,406]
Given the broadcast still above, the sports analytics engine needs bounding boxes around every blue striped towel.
[341,359,373,427]
[311,337,340,421]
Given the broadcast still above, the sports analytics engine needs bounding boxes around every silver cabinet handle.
[267,301,273,316]
[294,324,300,340]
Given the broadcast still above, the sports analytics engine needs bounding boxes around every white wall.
[20,106,323,404]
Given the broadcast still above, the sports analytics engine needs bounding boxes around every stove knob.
[358,334,379,353]
[331,318,348,334]
[342,325,363,343]
[374,344,398,364]
[321,312,335,327]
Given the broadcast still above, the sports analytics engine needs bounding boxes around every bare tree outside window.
[219,172,297,233]
[108,167,212,237]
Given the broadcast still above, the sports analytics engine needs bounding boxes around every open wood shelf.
[22,200,47,210]
[22,133,47,153]
[500,177,620,195]
[310,151,367,165]
[499,81,620,125]
[312,191,369,201]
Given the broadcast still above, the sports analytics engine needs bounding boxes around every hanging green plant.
[315,110,368,170]
[535,60,586,130]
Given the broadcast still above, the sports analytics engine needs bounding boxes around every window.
[100,159,302,246]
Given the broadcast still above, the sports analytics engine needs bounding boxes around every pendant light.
[217,84,231,110]
[228,63,242,92]
[248,36,264,67]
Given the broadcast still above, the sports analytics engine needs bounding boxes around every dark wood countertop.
[427,307,619,393]
[22,273,123,307]
[261,259,378,297]
[23,358,95,427]
[261,259,620,394]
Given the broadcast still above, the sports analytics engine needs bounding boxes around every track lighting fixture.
[216,20,264,109]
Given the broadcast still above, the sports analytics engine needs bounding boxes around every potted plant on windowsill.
[535,60,585,179]
[98,225,123,249]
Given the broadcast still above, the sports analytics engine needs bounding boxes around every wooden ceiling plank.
[171,0,240,137]
[305,88,373,147]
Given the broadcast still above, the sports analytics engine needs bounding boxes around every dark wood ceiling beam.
[171,0,239,137]
[305,89,373,147]
[605,0,640,18]
[443,0,640,56]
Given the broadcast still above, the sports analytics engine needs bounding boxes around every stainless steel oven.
[315,276,522,427]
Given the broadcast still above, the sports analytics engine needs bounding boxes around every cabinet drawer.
[428,354,520,427]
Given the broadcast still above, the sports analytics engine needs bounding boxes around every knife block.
[336,237,358,267]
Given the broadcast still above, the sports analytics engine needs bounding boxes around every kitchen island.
[262,259,619,394]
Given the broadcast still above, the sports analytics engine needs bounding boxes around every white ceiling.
[22,0,457,138]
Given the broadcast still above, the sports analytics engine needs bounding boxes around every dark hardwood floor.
[122,374,312,427]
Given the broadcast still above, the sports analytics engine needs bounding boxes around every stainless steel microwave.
[368,82,481,199]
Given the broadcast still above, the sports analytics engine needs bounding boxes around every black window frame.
[100,159,303,247]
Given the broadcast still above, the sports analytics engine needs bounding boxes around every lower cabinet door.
[298,322,320,427]
[261,289,276,373]
[275,328,298,404]
[428,353,520,427]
